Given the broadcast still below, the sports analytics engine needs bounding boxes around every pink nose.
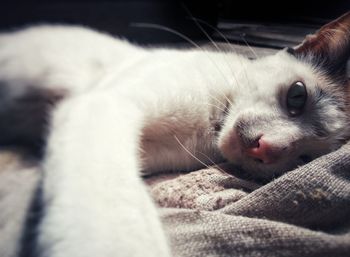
[245,136,281,164]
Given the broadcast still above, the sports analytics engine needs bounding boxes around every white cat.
[0,12,349,257]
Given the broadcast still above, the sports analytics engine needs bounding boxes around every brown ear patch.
[294,11,350,80]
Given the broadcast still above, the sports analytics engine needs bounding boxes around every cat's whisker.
[205,90,229,108]
[200,93,225,109]
[130,23,233,95]
[189,17,252,92]
[181,4,225,54]
[181,9,240,104]
[130,23,202,50]
[184,14,237,75]
[191,21,254,90]
[173,135,212,169]
[191,18,237,53]
[184,18,225,53]
[206,103,227,113]
[192,30,237,106]
[196,151,229,174]
[240,35,259,59]
[206,80,234,107]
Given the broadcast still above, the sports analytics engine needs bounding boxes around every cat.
[0,11,350,257]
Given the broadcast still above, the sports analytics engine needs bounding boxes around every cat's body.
[1,12,350,257]
[0,25,233,173]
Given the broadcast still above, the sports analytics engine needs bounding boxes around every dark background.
[0,0,349,47]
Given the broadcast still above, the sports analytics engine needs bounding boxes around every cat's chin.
[239,163,292,180]
[232,155,307,180]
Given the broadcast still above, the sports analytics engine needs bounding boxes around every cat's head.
[218,12,350,179]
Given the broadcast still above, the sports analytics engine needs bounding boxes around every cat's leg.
[37,92,170,257]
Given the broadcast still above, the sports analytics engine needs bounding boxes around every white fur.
[0,25,349,257]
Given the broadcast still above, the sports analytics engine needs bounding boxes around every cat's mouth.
[244,152,312,166]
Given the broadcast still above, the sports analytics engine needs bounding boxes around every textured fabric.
[0,142,349,257]
[147,164,260,210]
[147,142,350,257]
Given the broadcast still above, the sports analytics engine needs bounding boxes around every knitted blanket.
[0,143,349,257]
[146,142,350,257]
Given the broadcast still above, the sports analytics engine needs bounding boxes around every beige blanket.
[146,142,350,257]
[0,142,349,257]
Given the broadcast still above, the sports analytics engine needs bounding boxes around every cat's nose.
[245,136,281,164]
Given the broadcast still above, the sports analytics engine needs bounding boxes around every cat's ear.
[293,11,350,79]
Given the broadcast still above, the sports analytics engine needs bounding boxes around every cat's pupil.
[286,81,307,116]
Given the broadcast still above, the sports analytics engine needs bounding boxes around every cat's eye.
[286,81,307,116]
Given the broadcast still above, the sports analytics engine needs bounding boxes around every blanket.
[1,142,348,257]
[146,142,350,257]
